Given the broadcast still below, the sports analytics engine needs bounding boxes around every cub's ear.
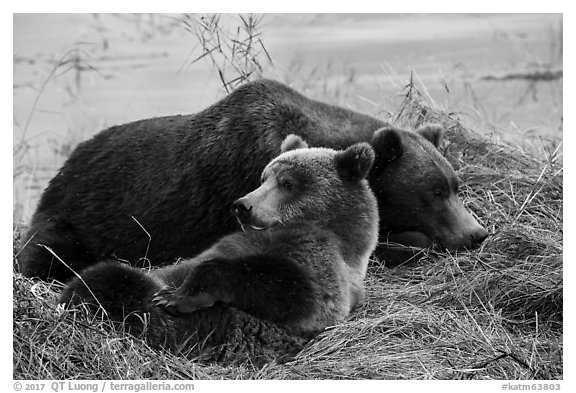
[335,143,375,181]
[280,134,309,153]
[416,123,443,148]
[371,127,404,172]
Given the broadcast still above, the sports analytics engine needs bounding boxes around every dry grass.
[178,13,272,93]
[12,79,562,379]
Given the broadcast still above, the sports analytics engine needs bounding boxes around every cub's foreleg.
[153,254,317,326]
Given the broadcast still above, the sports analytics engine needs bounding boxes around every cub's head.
[231,134,378,236]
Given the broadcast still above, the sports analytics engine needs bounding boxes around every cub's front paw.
[151,287,181,316]
[152,287,217,315]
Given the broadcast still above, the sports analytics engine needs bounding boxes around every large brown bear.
[60,136,379,356]
[20,79,488,282]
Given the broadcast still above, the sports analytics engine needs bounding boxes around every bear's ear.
[335,143,375,181]
[416,124,443,148]
[280,134,309,153]
[371,127,404,171]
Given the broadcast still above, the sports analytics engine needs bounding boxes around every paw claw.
[151,288,177,310]
[151,287,217,315]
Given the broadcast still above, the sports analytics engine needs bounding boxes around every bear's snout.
[469,227,489,248]
[231,198,253,221]
[230,192,282,231]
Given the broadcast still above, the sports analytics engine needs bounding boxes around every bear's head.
[231,134,378,246]
[368,124,488,254]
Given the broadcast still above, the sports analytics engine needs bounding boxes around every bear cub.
[60,135,379,339]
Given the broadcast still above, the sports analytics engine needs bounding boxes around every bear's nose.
[470,227,489,248]
[231,198,253,221]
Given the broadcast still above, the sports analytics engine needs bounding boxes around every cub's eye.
[280,179,293,190]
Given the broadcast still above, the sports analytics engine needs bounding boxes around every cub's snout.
[231,197,253,222]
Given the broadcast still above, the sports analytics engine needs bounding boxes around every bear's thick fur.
[60,136,379,360]
[20,79,487,282]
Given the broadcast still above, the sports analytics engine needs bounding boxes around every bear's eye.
[280,179,293,190]
[433,188,446,199]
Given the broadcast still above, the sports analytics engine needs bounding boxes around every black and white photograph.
[12,10,564,385]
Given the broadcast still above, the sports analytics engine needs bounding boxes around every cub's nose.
[231,198,252,221]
